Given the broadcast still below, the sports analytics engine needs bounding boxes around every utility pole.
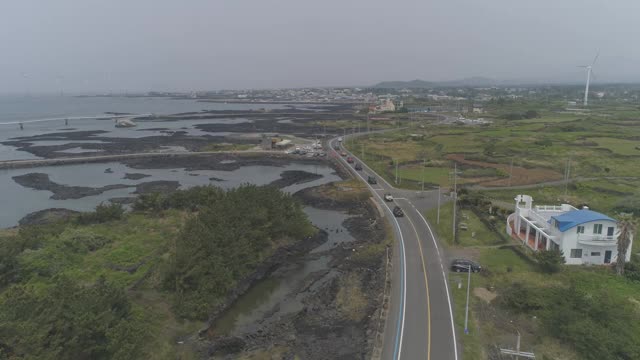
[421,158,426,192]
[464,265,471,334]
[361,143,364,159]
[437,186,441,224]
[395,160,399,185]
[452,163,458,241]
[508,158,514,187]
[564,157,572,195]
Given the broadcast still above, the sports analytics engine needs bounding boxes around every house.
[369,99,396,113]
[507,195,631,265]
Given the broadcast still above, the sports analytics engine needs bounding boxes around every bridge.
[0,114,153,129]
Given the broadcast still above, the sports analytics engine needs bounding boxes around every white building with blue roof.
[507,194,631,265]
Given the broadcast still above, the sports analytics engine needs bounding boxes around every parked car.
[450,259,482,273]
[346,156,354,163]
[340,151,347,157]
[384,193,394,202]
[354,163,363,171]
[367,176,377,184]
[392,206,404,217]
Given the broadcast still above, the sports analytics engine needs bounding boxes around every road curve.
[328,135,459,360]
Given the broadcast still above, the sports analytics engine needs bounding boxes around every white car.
[384,194,394,202]
[338,137,343,142]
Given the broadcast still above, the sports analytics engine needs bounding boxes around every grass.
[457,210,504,247]
[426,201,454,246]
[336,272,368,322]
[398,166,451,187]
[346,110,640,188]
[15,210,200,359]
[590,136,640,156]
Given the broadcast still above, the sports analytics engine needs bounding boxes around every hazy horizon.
[2,0,639,93]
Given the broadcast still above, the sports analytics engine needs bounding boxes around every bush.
[498,282,547,313]
[169,184,315,319]
[0,276,145,360]
[76,203,125,225]
[534,249,565,273]
[132,186,224,212]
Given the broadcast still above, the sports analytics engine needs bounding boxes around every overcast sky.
[1,0,639,93]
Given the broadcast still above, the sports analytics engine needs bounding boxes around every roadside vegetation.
[345,101,640,190]
[390,99,640,359]
[0,185,314,359]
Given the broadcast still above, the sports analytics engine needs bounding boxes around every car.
[367,176,377,184]
[334,145,340,151]
[346,156,354,163]
[383,193,393,202]
[450,259,482,273]
[338,137,343,142]
[354,163,362,171]
[392,206,404,217]
[340,151,347,157]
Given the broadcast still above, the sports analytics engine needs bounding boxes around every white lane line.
[331,139,407,360]
[338,135,457,360]
[411,204,459,360]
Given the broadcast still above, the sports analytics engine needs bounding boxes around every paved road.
[329,136,459,360]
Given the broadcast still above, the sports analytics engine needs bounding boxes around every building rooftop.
[550,209,615,232]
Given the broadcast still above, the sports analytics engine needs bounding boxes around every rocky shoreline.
[12,172,180,200]
[199,179,388,359]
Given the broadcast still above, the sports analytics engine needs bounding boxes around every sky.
[1,0,639,93]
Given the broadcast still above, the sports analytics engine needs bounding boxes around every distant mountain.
[373,77,501,88]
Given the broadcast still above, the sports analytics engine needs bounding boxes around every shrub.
[76,203,125,225]
[534,249,565,273]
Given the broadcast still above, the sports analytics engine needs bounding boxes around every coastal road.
[328,136,459,360]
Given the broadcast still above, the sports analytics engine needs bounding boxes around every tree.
[534,249,565,273]
[616,213,637,276]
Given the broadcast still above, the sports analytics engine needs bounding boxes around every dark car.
[367,176,377,184]
[392,206,404,217]
[334,145,340,151]
[450,259,482,273]
[354,163,363,171]
[346,156,354,163]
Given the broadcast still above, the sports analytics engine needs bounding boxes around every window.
[593,224,603,234]
[591,252,601,256]
[577,226,585,234]
[570,249,583,258]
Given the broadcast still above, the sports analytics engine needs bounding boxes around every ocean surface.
[0,95,295,161]
[0,95,287,122]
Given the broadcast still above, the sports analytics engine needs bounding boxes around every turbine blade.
[592,51,600,66]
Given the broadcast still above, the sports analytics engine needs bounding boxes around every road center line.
[410,202,459,360]
[400,206,432,360]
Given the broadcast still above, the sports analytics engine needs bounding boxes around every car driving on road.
[354,163,362,171]
[346,156,354,163]
[384,193,393,202]
[367,176,377,184]
[450,259,482,272]
[392,206,404,217]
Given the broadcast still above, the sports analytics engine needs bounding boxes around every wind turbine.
[578,52,599,107]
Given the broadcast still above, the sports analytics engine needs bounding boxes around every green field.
[346,107,640,188]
